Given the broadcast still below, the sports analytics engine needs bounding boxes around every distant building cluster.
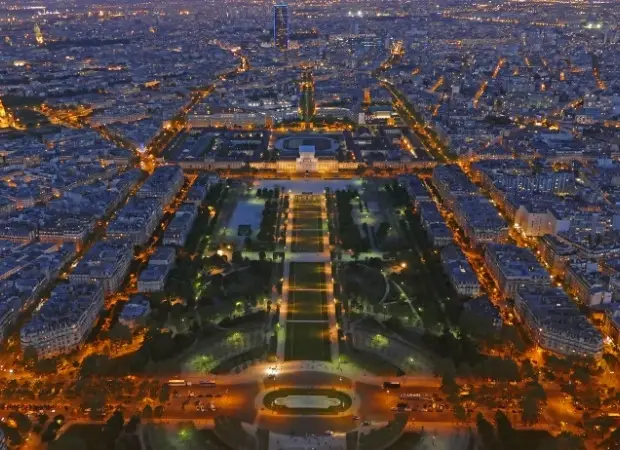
[432,165,508,246]
[0,0,620,369]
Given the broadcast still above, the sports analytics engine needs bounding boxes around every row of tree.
[334,189,370,253]
[257,199,279,245]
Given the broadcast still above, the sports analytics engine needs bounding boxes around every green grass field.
[285,262,331,361]
[285,197,331,361]
[287,286,328,321]
[285,321,331,361]
[288,263,327,321]
[291,230,324,253]
[291,197,324,253]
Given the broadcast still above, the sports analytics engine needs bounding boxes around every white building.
[514,204,571,237]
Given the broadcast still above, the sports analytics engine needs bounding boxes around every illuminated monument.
[0,98,14,129]
[34,23,45,45]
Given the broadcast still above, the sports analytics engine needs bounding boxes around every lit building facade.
[20,283,105,359]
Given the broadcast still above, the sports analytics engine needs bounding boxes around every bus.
[199,380,217,387]
[400,392,432,400]
[167,379,188,387]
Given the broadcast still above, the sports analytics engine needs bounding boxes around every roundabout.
[263,387,353,415]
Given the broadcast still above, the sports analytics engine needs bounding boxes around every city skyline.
[0,0,619,449]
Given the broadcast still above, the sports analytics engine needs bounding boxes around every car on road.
[391,406,412,412]
[352,415,360,420]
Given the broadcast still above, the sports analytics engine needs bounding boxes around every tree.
[116,434,141,450]
[441,373,460,399]
[142,405,153,419]
[537,431,585,450]
[376,222,390,244]
[476,413,500,450]
[37,413,49,426]
[460,309,497,341]
[232,251,243,264]
[499,325,527,355]
[453,403,468,422]
[154,405,164,418]
[147,331,175,361]
[80,354,111,377]
[526,381,547,404]
[474,357,521,382]
[23,346,38,365]
[494,410,514,445]
[521,359,537,380]
[520,394,540,425]
[108,323,132,346]
[48,437,87,450]
[34,357,58,374]
[8,412,32,434]
[598,428,620,449]
[103,410,125,446]
[579,387,601,411]
[106,410,124,434]
[124,415,141,433]
[458,362,473,379]
[158,384,170,403]
[571,365,591,384]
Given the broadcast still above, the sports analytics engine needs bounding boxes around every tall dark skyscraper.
[274,3,289,49]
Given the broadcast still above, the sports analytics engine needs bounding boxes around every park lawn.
[385,432,423,449]
[289,262,325,289]
[291,199,324,252]
[293,208,322,226]
[292,198,322,229]
[285,321,331,361]
[287,287,327,321]
[288,263,327,321]
[342,264,387,306]
[54,424,108,449]
[291,229,324,253]
[339,350,402,377]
